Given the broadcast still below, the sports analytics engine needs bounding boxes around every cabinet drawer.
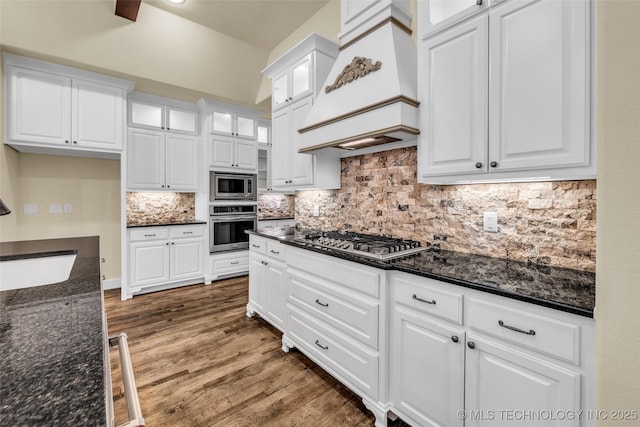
[212,255,249,272]
[287,305,379,400]
[392,274,463,325]
[467,297,580,365]
[287,247,381,298]
[289,270,379,349]
[129,227,170,242]
[266,240,286,262]
[249,235,267,255]
[169,225,205,239]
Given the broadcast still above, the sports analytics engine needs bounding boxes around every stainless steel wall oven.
[209,204,257,253]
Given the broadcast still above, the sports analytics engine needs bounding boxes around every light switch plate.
[24,204,38,215]
[63,204,72,214]
[313,205,320,217]
[49,203,63,214]
[483,212,498,233]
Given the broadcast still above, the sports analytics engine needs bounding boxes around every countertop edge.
[127,221,207,228]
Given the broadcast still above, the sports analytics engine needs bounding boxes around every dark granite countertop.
[0,236,107,425]
[127,220,207,228]
[258,216,295,221]
[247,231,595,318]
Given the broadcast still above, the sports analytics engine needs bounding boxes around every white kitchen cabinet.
[209,108,256,140]
[128,95,199,135]
[391,305,465,427]
[419,15,488,177]
[272,97,314,187]
[208,250,250,282]
[127,129,199,191]
[257,121,270,146]
[418,0,594,184]
[465,334,581,427]
[263,34,341,191]
[257,146,271,192]
[4,54,131,158]
[272,54,313,112]
[247,236,286,331]
[208,136,257,172]
[127,225,205,297]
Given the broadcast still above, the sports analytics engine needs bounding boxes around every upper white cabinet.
[420,0,488,37]
[127,129,199,191]
[263,33,341,191]
[271,54,313,112]
[208,136,257,172]
[129,93,199,135]
[3,53,132,159]
[209,108,256,140]
[417,0,594,184]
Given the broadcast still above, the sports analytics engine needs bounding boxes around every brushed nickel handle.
[315,340,328,350]
[412,294,436,305]
[109,333,144,426]
[499,320,536,336]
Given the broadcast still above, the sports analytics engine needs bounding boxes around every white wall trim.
[103,278,121,290]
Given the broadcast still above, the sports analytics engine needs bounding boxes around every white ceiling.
[144,0,331,51]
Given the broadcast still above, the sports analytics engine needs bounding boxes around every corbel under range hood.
[297,1,419,157]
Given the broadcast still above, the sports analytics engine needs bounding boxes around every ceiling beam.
[115,0,141,22]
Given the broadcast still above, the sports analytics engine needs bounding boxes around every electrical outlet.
[24,204,38,215]
[483,212,498,233]
[49,203,62,214]
[63,204,72,214]
[313,205,320,217]
[138,202,146,212]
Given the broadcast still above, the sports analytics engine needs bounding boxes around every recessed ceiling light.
[167,0,185,4]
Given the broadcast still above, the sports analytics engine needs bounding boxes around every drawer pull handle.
[315,299,329,307]
[183,231,193,235]
[230,261,239,265]
[252,244,261,248]
[261,261,268,266]
[270,250,280,255]
[144,234,156,237]
[315,340,328,350]
[412,294,436,305]
[498,320,536,336]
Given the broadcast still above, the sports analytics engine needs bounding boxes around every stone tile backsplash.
[295,147,596,271]
[126,192,195,225]
[258,194,295,219]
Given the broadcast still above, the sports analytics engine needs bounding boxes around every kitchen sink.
[0,252,77,291]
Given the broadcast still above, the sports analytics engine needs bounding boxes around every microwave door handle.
[211,215,257,222]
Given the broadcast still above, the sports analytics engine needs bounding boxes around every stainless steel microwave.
[210,172,257,201]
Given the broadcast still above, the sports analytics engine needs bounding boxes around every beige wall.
[0,0,269,106]
[595,0,640,421]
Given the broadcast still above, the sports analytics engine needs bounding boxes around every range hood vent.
[297,3,419,158]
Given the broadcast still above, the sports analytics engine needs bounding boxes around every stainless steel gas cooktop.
[295,231,428,261]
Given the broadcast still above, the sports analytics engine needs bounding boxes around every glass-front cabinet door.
[130,100,164,130]
[211,111,234,136]
[421,0,487,37]
[235,115,256,140]
[290,54,312,101]
[167,106,198,134]
[272,72,289,111]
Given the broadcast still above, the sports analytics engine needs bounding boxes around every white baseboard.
[102,278,121,290]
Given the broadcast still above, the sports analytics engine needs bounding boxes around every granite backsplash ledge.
[127,192,195,225]
[295,147,597,272]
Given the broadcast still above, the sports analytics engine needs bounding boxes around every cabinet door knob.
[161,185,165,188]
[73,141,77,144]
[65,140,70,144]
[451,336,459,343]
[476,0,483,5]
[166,242,169,245]
[467,341,476,350]
[490,161,498,168]
[475,162,483,169]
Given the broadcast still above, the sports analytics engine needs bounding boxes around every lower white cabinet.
[247,236,286,331]
[127,225,205,297]
[208,250,250,282]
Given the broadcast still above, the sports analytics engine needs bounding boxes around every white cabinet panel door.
[235,140,258,171]
[271,108,290,187]
[167,107,198,134]
[421,0,487,37]
[236,115,256,140]
[166,135,199,190]
[130,241,170,287]
[420,16,488,177]
[289,97,314,185]
[8,66,71,145]
[248,256,266,313]
[391,306,465,427]
[72,80,124,150]
[290,55,312,101]
[266,262,286,330]
[171,239,204,280]
[209,137,235,169]
[488,0,590,172]
[130,100,164,130]
[272,72,289,111]
[127,129,165,190]
[465,334,581,427]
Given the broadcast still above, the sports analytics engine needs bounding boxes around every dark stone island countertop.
[0,236,107,426]
[248,230,595,318]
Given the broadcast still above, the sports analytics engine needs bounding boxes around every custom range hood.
[297,0,419,157]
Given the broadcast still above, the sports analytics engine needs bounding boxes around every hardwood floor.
[104,277,376,426]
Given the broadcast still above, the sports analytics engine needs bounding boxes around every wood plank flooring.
[104,277,376,426]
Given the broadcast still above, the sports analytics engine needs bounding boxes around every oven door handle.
[210,215,257,222]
